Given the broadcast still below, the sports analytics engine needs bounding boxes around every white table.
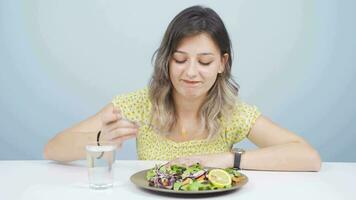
[0,160,354,200]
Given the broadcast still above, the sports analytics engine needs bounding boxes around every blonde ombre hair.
[148,6,239,139]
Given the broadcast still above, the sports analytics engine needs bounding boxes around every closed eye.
[174,59,212,66]
[199,62,212,66]
[174,59,186,64]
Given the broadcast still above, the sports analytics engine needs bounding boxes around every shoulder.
[112,87,149,107]
[222,98,261,128]
[112,87,148,100]
[220,99,261,143]
[111,87,150,121]
[234,99,260,117]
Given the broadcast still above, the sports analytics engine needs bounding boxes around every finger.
[101,105,122,124]
[112,105,121,114]
[107,120,140,131]
[117,119,139,128]
[111,105,123,122]
[107,123,137,133]
[110,133,137,143]
[102,112,121,125]
[105,128,138,140]
[107,119,139,132]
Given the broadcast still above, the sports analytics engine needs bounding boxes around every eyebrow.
[174,50,214,56]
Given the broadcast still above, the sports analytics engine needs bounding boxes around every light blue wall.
[1,0,355,161]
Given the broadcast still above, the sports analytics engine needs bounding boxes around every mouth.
[182,79,201,87]
[183,80,200,83]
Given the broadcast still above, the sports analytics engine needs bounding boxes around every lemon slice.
[208,169,232,188]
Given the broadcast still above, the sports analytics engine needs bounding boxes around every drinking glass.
[86,142,117,189]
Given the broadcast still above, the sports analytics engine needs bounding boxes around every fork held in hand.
[120,115,169,136]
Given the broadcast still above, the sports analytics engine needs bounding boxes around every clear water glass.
[86,142,117,189]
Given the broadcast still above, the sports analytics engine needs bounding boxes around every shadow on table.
[46,160,87,167]
[139,187,242,198]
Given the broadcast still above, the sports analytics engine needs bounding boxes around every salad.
[146,163,245,191]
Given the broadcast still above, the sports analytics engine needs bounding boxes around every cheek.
[169,64,184,80]
[200,67,219,82]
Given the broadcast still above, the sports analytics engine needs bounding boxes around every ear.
[219,53,229,73]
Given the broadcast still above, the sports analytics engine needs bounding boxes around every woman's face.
[169,33,228,100]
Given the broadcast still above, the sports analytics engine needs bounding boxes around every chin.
[183,93,201,99]
[180,88,206,99]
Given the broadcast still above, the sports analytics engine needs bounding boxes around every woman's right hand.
[99,104,139,147]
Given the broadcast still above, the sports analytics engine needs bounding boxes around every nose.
[186,61,198,78]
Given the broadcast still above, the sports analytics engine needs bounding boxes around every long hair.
[148,5,239,139]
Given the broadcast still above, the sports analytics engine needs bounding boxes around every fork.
[120,114,170,136]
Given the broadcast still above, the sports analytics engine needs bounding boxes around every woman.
[44,5,321,171]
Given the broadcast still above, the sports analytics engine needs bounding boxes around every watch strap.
[232,148,245,170]
[233,151,242,170]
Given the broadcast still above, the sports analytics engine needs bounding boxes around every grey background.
[1,0,355,161]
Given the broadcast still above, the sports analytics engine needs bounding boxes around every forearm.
[241,142,321,171]
[43,131,97,162]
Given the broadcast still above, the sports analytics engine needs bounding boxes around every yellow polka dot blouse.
[112,87,261,161]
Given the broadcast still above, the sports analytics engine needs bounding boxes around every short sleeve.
[223,100,261,145]
[111,87,150,123]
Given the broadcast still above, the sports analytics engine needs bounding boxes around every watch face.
[232,148,245,154]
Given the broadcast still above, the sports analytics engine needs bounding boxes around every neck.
[170,90,207,138]
[173,90,206,119]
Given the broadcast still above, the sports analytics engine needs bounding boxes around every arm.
[240,115,321,171]
[168,116,321,171]
[43,103,138,162]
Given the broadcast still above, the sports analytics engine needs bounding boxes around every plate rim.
[130,168,248,194]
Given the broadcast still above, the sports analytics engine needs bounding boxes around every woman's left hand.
[166,152,234,168]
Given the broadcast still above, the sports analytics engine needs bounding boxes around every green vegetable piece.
[146,169,155,180]
[173,181,183,191]
[187,181,200,191]
[159,165,167,173]
[224,167,241,176]
[170,165,186,174]
[180,184,189,191]
[185,163,203,175]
